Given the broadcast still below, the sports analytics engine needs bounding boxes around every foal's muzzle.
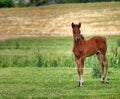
[75,38,81,42]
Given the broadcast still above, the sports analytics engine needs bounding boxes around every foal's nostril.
[76,38,80,42]
[78,38,80,41]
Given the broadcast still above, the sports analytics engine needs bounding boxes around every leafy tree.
[0,0,13,8]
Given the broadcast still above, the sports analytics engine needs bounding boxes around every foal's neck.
[73,34,85,49]
[74,39,85,48]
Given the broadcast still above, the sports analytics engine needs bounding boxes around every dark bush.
[0,0,13,8]
[37,55,43,67]
[18,0,31,7]
[92,63,101,78]
[35,0,48,6]
[55,0,119,3]
[117,39,120,47]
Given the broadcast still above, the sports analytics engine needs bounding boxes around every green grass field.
[0,36,120,98]
[0,36,120,68]
[0,67,120,99]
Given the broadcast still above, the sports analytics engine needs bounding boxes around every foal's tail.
[104,37,107,41]
[104,37,107,51]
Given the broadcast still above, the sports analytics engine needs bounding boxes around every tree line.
[55,0,119,3]
[0,0,119,8]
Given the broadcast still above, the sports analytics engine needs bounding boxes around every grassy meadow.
[0,67,120,99]
[0,1,120,99]
[0,36,120,98]
[0,36,120,68]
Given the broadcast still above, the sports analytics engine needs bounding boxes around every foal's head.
[71,22,83,42]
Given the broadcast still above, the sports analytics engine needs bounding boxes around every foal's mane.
[80,34,85,40]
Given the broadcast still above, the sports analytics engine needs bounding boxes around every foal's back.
[85,36,107,57]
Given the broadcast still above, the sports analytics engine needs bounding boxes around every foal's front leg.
[76,56,85,87]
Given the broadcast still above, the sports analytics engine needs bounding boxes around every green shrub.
[15,40,20,49]
[92,63,101,78]
[109,48,120,68]
[117,39,120,47]
[18,1,30,7]
[36,55,43,67]
[35,0,48,6]
[0,56,9,68]
[0,0,13,8]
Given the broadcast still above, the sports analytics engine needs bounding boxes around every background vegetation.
[0,0,120,8]
[0,36,119,68]
[55,0,119,3]
[0,0,13,8]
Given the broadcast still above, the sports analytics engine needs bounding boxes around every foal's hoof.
[101,81,104,83]
[107,78,110,81]
[77,85,83,87]
[105,78,109,84]
[78,82,84,87]
[105,81,109,84]
[103,77,105,80]
[77,83,80,87]
[101,81,109,84]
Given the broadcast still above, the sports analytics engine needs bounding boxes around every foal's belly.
[86,45,98,57]
[86,50,97,57]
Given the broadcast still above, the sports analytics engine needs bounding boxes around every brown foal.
[71,22,109,87]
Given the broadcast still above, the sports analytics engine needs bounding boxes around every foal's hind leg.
[102,55,109,83]
[97,52,109,83]
[97,53,105,83]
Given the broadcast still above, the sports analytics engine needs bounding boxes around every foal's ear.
[71,22,75,28]
[78,23,81,28]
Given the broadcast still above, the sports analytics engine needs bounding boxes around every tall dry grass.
[0,2,120,40]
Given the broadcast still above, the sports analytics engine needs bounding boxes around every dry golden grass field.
[0,2,120,40]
